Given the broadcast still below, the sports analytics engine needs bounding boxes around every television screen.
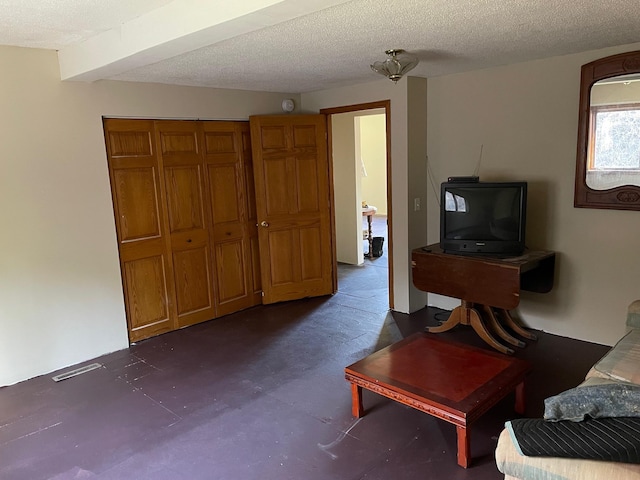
[440,181,527,255]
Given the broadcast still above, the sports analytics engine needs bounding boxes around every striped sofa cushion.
[506,417,640,464]
[495,428,640,480]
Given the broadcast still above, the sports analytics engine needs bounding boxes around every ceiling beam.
[58,0,352,82]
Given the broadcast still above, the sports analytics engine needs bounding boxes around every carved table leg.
[456,425,470,468]
[479,305,525,348]
[498,309,538,341]
[426,304,463,333]
[351,383,364,418]
[467,306,514,355]
[428,302,514,355]
[364,214,373,258]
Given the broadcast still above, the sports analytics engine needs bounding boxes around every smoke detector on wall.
[281,98,295,112]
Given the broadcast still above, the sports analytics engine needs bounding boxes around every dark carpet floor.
[0,221,609,479]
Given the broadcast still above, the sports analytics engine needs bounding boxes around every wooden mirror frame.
[574,50,640,210]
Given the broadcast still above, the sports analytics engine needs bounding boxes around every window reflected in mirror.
[575,50,640,210]
[588,76,640,190]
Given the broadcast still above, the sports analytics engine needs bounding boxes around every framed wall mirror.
[575,50,640,210]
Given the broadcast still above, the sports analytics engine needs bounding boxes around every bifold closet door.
[155,121,218,329]
[104,119,177,342]
[106,118,263,343]
[202,122,261,316]
[240,124,263,305]
[107,115,338,341]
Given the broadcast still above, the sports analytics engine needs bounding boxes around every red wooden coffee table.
[344,333,531,468]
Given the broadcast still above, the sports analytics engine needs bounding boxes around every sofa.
[495,300,640,479]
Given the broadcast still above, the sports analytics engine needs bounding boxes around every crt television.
[440,181,527,256]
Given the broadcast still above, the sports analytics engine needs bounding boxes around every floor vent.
[52,363,103,382]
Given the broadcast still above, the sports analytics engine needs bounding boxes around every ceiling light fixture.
[371,49,419,83]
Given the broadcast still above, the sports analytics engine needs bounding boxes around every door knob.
[260,221,269,227]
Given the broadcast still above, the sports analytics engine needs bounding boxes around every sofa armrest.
[627,300,640,329]
[587,328,640,384]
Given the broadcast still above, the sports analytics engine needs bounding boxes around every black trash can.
[371,236,384,257]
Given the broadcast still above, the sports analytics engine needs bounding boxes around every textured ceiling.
[2,0,640,93]
[0,0,175,49]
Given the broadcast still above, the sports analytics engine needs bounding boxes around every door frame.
[321,100,394,309]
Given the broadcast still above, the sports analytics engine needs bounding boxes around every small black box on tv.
[447,175,480,183]
[447,176,479,183]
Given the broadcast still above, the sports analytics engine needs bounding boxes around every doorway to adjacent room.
[322,101,392,309]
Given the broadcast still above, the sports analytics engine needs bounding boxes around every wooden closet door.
[104,119,176,342]
[202,121,260,315]
[155,121,217,328]
[240,123,263,304]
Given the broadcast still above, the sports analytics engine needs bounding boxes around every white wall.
[0,46,300,386]
[426,42,640,346]
[331,112,362,264]
[302,77,429,313]
[406,77,429,312]
[359,114,387,215]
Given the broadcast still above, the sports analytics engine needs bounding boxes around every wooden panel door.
[250,115,335,304]
[155,121,217,328]
[103,119,176,342]
[202,121,260,315]
[241,123,263,303]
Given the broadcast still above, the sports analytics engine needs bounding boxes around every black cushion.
[506,417,640,464]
